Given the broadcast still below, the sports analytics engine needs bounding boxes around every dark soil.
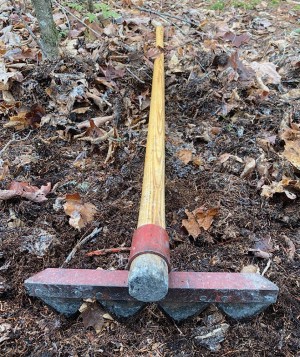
[1,0,299,356]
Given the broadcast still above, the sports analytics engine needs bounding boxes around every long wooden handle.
[128,27,169,303]
[138,26,165,229]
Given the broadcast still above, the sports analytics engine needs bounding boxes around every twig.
[104,139,114,164]
[59,3,71,30]
[126,68,145,84]
[52,0,103,38]
[130,119,146,129]
[86,247,131,256]
[134,5,184,34]
[61,227,102,267]
[10,0,47,58]
[78,128,114,144]
[0,131,32,158]
[136,6,198,27]
[77,115,114,129]
[262,259,271,276]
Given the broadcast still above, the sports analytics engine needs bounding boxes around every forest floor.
[0,0,299,355]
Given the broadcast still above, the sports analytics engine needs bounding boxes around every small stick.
[0,131,32,158]
[136,6,198,27]
[77,115,114,129]
[135,6,184,34]
[86,247,131,256]
[126,68,145,84]
[262,259,271,277]
[78,128,114,144]
[61,227,102,267]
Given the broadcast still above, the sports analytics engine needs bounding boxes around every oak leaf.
[63,193,97,230]
[80,302,106,333]
[182,206,219,239]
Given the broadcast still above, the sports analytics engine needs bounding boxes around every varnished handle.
[138,26,165,228]
[128,27,169,303]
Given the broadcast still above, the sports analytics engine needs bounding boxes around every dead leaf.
[241,265,259,273]
[249,236,273,260]
[194,207,219,231]
[4,111,30,129]
[219,153,243,164]
[281,89,300,100]
[63,193,97,230]
[280,127,300,170]
[176,149,193,165]
[4,104,45,129]
[283,235,295,261]
[182,210,201,239]
[222,32,250,48]
[228,52,255,82]
[168,53,183,73]
[182,206,219,239]
[261,177,300,199]
[250,61,281,85]
[0,181,51,202]
[145,47,161,60]
[100,65,125,80]
[80,302,106,333]
[0,160,9,180]
[0,322,12,343]
[240,157,256,178]
[12,154,39,167]
[0,60,23,90]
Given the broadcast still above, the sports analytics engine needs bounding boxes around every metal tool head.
[25,268,278,322]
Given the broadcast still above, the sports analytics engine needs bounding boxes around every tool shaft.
[128,27,169,302]
[138,26,165,228]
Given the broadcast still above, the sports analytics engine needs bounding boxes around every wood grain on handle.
[138,26,165,229]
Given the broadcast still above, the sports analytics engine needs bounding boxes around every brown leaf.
[100,65,125,81]
[250,61,281,85]
[283,235,295,261]
[0,161,9,180]
[80,302,106,333]
[0,181,51,202]
[222,32,250,48]
[261,177,300,199]
[182,206,219,239]
[176,149,193,165]
[145,47,161,60]
[25,104,45,127]
[4,104,45,129]
[281,88,300,100]
[228,52,255,82]
[182,210,201,239]
[280,127,300,170]
[4,111,30,129]
[194,206,219,231]
[63,193,97,230]
[240,157,256,178]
